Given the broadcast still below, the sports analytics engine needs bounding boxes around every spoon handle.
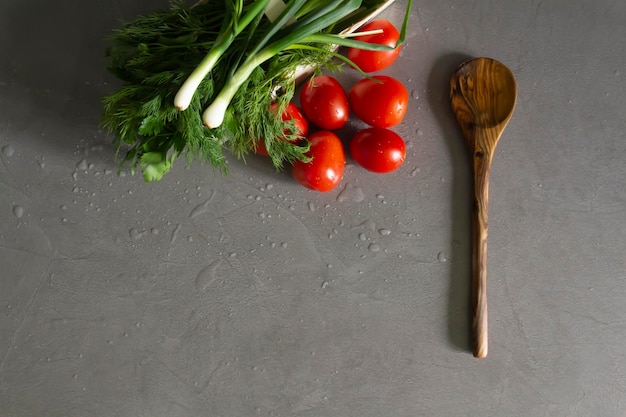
[471,133,493,359]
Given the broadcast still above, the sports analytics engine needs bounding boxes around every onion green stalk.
[174,0,270,110]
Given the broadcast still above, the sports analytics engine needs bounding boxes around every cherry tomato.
[299,75,349,130]
[255,102,309,157]
[292,131,345,192]
[350,127,406,173]
[347,19,402,72]
[349,75,408,128]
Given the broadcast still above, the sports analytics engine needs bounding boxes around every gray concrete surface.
[1,0,626,416]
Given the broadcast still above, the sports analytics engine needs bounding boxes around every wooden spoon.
[450,57,517,358]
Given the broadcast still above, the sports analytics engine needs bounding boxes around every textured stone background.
[1,0,625,416]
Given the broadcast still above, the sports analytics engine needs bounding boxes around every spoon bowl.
[451,58,517,141]
[450,57,517,358]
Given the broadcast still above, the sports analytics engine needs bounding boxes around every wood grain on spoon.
[450,57,517,358]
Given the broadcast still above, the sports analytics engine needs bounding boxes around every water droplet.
[129,228,145,240]
[358,232,367,241]
[308,202,316,212]
[321,281,329,289]
[337,184,365,203]
[195,260,222,291]
[368,243,381,252]
[411,90,420,100]
[76,159,88,171]
[437,251,448,262]
[378,228,391,236]
[170,224,181,244]
[190,198,212,219]
[12,205,24,219]
[410,167,421,177]
[1,145,15,157]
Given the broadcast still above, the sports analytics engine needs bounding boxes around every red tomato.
[350,127,406,173]
[292,131,345,192]
[349,75,408,128]
[299,75,349,130]
[255,102,309,157]
[347,19,402,72]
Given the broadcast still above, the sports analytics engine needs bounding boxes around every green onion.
[202,0,412,128]
[174,0,270,110]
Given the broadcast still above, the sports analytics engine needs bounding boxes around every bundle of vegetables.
[102,0,411,181]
